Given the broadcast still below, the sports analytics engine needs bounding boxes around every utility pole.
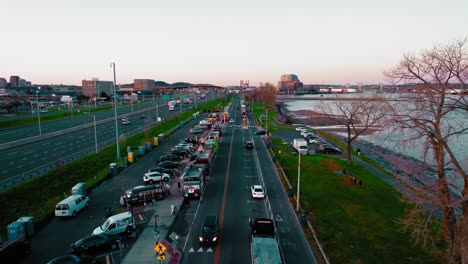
[296,150,301,212]
[110,62,121,160]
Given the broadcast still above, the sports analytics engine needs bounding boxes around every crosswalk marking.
[187,247,215,253]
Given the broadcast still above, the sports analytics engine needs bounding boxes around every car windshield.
[100,219,111,230]
[254,188,263,192]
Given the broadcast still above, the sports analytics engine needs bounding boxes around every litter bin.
[145,142,152,151]
[153,137,159,146]
[17,217,34,238]
[271,155,276,162]
[7,221,25,241]
[127,152,134,164]
[179,121,184,128]
[287,189,294,197]
[72,182,87,196]
[300,214,307,224]
[109,163,117,176]
[138,146,145,156]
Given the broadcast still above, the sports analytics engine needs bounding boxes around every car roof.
[252,185,263,189]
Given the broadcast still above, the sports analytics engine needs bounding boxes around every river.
[280,93,467,191]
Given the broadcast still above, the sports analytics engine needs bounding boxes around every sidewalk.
[122,177,185,264]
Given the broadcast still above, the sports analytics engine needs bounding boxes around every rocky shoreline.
[274,102,438,192]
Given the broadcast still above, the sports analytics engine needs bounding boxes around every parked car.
[143,171,170,183]
[254,130,267,135]
[185,137,197,144]
[69,234,121,256]
[46,254,96,264]
[199,215,220,246]
[121,118,130,125]
[170,148,189,157]
[251,185,265,199]
[295,126,307,132]
[160,154,182,162]
[244,141,254,150]
[319,144,342,154]
[156,161,180,169]
[148,167,174,176]
[55,195,89,217]
[189,128,204,134]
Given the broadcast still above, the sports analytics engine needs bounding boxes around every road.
[171,96,316,264]
[17,93,315,263]
[0,95,217,190]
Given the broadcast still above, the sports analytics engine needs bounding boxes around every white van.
[55,195,89,217]
[92,211,134,236]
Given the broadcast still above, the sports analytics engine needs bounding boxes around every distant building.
[134,79,155,91]
[9,76,20,87]
[0,78,7,88]
[82,78,114,98]
[278,74,303,94]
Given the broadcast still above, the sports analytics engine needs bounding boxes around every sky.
[1,0,468,87]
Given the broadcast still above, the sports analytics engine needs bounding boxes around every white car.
[143,172,170,184]
[295,127,307,132]
[251,185,265,199]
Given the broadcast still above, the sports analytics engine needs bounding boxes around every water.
[282,93,467,191]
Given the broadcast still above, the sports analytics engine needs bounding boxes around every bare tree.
[385,38,468,263]
[258,82,277,108]
[314,95,389,165]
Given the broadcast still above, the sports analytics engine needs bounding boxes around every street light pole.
[110,62,121,160]
[156,103,159,125]
[36,87,42,136]
[266,108,268,133]
[91,114,98,153]
[296,150,301,212]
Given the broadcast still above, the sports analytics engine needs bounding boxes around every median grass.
[0,97,230,238]
[271,137,444,264]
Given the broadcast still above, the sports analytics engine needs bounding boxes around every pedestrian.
[177,181,181,189]
[357,148,361,156]
[358,179,363,186]
[353,176,357,185]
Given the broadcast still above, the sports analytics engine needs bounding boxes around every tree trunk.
[460,183,468,264]
[436,144,457,261]
[347,125,352,165]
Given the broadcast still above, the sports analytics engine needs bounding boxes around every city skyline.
[2,0,467,87]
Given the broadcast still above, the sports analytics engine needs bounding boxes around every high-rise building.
[9,76,20,87]
[278,74,303,94]
[82,78,114,98]
[0,78,7,88]
[133,79,155,91]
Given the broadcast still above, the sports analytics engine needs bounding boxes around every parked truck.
[250,218,282,264]
[293,138,308,155]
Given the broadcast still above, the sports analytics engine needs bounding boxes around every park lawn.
[276,149,443,264]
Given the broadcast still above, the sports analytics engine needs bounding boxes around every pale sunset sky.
[1,0,467,86]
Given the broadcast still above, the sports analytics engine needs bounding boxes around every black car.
[70,234,120,256]
[198,215,219,246]
[321,146,342,155]
[185,137,197,144]
[254,130,267,135]
[156,161,180,169]
[160,154,182,162]
[170,147,190,156]
[244,141,254,150]
[47,254,96,264]
[149,167,174,176]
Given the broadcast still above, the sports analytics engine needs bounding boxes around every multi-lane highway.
[13,93,315,263]
[0,96,214,190]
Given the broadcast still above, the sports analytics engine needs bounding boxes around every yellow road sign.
[157,253,166,260]
[154,242,167,255]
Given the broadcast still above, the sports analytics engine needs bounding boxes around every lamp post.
[36,87,42,136]
[265,108,268,133]
[156,103,159,125]
[296,150,301,212]
[110,62,121,160]
[90,114,98,153]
